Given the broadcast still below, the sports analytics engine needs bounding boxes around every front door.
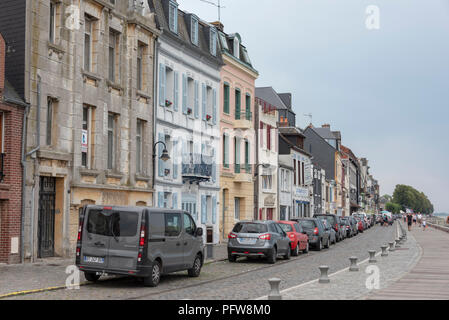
[38,177,56,258]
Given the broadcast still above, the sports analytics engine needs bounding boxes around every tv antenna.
[199,0,225,22]
[304,113,313,124]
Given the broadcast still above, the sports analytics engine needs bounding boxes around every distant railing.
[182,154,213,178]
[0,153,5,183]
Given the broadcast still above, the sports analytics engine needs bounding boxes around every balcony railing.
[0,153,5,183]
[182,154,213,182]
[234,163,252,174]
[235,110,252,121]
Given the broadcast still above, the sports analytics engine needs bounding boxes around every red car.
[277,221,309,256]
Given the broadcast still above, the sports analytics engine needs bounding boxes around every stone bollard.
[268,278,282,300]
[381,245,388,257]
[349,257,359,272]
[368,250,377,263]
[319,266,330,283]
[395,239,401,248]
[389,241,395,252]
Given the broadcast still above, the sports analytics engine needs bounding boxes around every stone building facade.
[0,0,159,261]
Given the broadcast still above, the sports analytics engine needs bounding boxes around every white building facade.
[150,0,222,244]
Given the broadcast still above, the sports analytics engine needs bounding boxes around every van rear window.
[86,210,139,237]
[232,223,268,234]
[299,220,316,230]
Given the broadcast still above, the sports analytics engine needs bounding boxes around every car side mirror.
[195,227,203,237]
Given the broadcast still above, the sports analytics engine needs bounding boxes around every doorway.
[38,177,56,258]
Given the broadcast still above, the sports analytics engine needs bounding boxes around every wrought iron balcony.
[0,153,5,183]
[235,110,252,121]
[182,154,213,182]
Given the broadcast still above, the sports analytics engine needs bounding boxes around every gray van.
[75,205,205,287]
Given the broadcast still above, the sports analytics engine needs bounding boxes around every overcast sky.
[178,0,449,213]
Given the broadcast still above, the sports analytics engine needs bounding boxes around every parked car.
[277,221,309,255]
[353,215,365,233]
[319,218,337,244]
[314,213,345,242]
[340,218,354,238]
[228,221,291,264]
[293,218,330,251]
[76,205,205,287]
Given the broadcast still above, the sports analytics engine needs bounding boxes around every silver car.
[227,221,291,264]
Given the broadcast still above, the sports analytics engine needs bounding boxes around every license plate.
[84,256,104,264]
[238,238,257,245]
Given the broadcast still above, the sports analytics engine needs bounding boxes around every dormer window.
[169,1,178,34]
[191,16,198,46]
[233,37,240,59]
[210,27,217,56]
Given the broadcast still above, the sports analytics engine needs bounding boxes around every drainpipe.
[20,102,30,263]
[152,38,160,206]
[27,74,41,262]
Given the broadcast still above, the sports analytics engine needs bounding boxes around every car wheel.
[284,244,291,260]
[84,271,100,282]
[228,253,237,263]
[303,242,309,254]
[188,254,202,277]
[316,239,322,251]
[325,238,330,248]
[292,243,300,256]
[144,261,161,287]
[268,247,277,264]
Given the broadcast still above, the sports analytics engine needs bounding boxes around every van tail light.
[335,224,338,231]
[75,208,85,265]
[137,222,146,263]
[313,227,319,235]
[259,233,271,240]
[228,232,237,239]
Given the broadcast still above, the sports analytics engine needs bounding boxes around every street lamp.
[153,141,170,162]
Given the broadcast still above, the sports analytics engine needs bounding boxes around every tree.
[385,202,401,214]
[392,184,434,214]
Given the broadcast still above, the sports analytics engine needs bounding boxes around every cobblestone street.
[1,224,397,300]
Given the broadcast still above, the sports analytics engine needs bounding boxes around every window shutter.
[172,193,178,209]
[174,71,179,111]
[201,195,207,224]
[260,122,264,148]
[212,88,217,125]
[212,196,217,224]
[173,139,178,179]
[158,192,164,208]
[194,80,199,118]
[182,74,187,114]
[224,84,229,114]
[159,64,166,107]
[212,147,216,183]
[267,125,271,150]
[202,83,206,121]
[158,133,165,177]
[223,134,229,168]
[235,90,241,119]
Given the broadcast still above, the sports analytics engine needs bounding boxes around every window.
[169,1,178,34]
[46,99,54,146]
[234,198,240,220]
[210,27,217,56]
[244,140,250,172]
[233,37,240,59]
[293,160,297,185]
[223,83,230,114]
[163,192,171,209]
[165,212,181,237]
[49,2,56,43]
[109,30,120,82]
[223,134,229,168]
[0,112,3,153]
[184,213,196,236]
[136,120,143,174]
[191,16,198,46]
[234,137,240,173]
[84,16,92,71]
[235,88,241,120]
[107,113,116,170]
[262,175,272,190]
[245,94,251,120]
[137,44,145,90]
[267,125,271,150]
[82,106,88,167]
[259,122,264,147]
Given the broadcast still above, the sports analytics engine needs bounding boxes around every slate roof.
[313,127,338,140]
[148,0,223,67]
[279,126,305,138]
[255,87,288,110]
[2,78,27,107]
[217,29,257,74]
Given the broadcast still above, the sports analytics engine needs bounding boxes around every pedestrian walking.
[422,218,427,231]
[417,213,422,227]
[413,214,417,226]
[407,212,413,231]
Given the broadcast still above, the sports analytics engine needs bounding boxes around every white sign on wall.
[81,129,88,153]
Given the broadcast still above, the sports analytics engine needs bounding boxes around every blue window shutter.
[174,71,179,111]
[173,140,178,179]
[159,64,166,107]
[212,148,216,183]
[201,195,207,224]
[194,80,199,118]
[182,74,187,114]
[212,196,217,224]
[202,83,206,121]
[223,134,229,168]
[158,192,164,208]
[158,133,165,177]
[212,88,217,125]
[172,193,178,209]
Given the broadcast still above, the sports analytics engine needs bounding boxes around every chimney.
[0,33,5,94]
[322,124,330,128]
[210,21,224,32]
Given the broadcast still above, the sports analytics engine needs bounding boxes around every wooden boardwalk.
[368,225,449,300]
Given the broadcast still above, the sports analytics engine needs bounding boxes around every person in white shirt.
[417,213,423,227]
